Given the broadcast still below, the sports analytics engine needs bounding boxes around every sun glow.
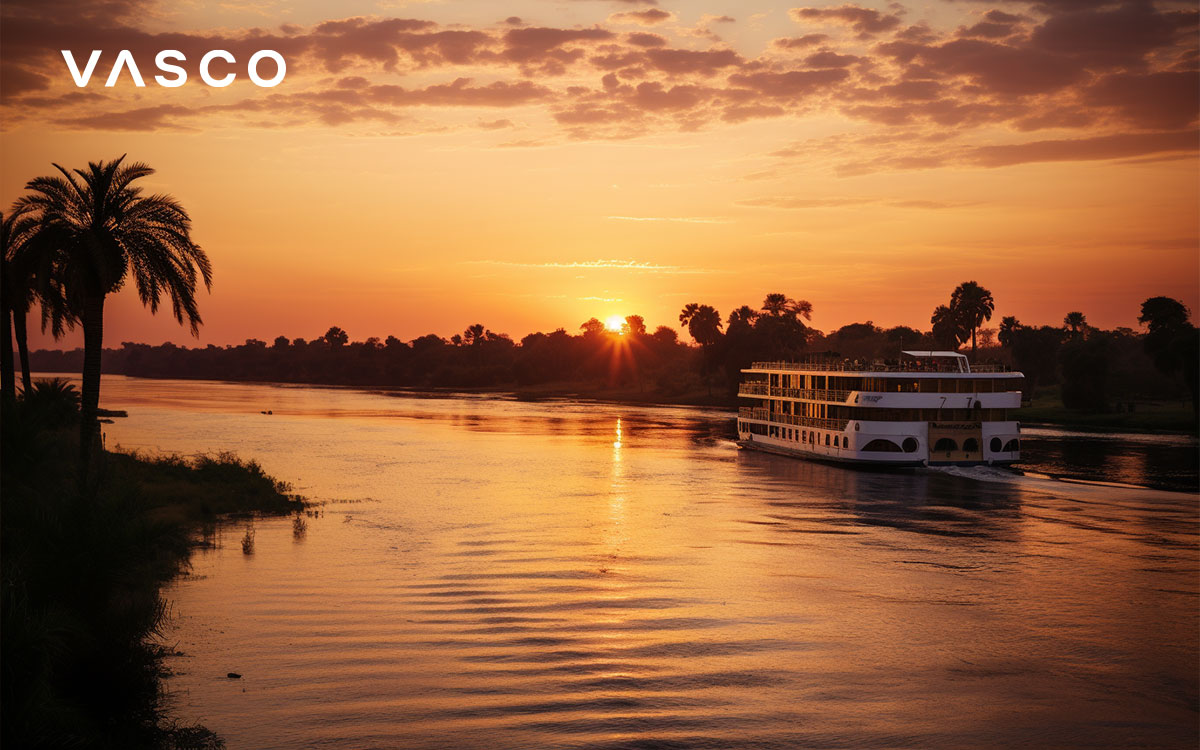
[604,315,624,333]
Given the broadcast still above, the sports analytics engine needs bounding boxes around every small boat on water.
[736,351,1023,467]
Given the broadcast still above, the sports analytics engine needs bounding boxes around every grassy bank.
[1,384,302,749]
[1021,386,1198,434]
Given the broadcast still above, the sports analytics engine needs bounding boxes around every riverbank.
[1,392,302,749]
[1021,386,1198,435]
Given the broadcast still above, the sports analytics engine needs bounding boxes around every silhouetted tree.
[760,293,791,317]
[1,208,33,401]
[323,326,349,348]
[726,305,757,331]
[1063,311,1087,339]
[950,281,994,357]
[678,303,722,347]
[1138,296,1199,417]
[463,323,486,346]
[19,156,211,478]
[930,305,966,350]
[998,316,1020,347]
[622,315,646,337]
[579,317,606,336]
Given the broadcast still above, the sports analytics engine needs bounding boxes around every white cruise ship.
[737,351,1023,467]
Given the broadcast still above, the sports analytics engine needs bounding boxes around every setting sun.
[604,315,624,333]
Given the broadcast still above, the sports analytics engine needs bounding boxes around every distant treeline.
[28,289,1199,415]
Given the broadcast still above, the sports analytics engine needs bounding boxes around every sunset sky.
[2,0,1196,348]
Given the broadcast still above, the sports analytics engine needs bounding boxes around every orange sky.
[2,0,1197,348]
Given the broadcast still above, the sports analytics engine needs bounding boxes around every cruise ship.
[737,351,1023,466]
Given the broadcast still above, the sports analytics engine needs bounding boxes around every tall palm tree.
[949,281,994,357]
[0,207,33,401]
[3,205,73,399]
[18,156,212,475]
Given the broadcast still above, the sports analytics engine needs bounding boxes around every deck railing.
[749,360,1012,374]
[737,384,851,402]
[738,408,849,432]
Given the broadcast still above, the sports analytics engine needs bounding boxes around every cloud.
[1,0,1195,160]
[738,196,974,208]
[773,34,830,49]
[789,5,904,37]
[608,9,674,26]
[606,215,731,223]
[967,129,1199,167]
[464,259,710,274]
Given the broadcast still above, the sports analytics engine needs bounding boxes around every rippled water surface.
[80,376,1199,749]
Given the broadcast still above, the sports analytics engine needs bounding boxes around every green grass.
[1021,386,1197,433]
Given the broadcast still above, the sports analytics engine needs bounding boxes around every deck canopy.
[901,350,969,372]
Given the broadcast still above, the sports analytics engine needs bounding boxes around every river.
[74,375,1200,749]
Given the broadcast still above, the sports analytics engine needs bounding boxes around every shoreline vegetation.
[2,380,302,749]
[27,282,1200,435]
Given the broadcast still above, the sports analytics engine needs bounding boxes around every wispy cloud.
[738,197,978,209]
[606,215,732,223]
[462,259,712,274]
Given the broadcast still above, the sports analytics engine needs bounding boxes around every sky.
[1,0,1197,348]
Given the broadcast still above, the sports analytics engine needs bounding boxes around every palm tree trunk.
[79,293,105,478]
[1,307,14,402]
[13,306,33,395]
[971,327,977,358]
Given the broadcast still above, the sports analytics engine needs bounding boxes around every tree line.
[22,288,1199,418]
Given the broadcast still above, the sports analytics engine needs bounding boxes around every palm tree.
[1063,311,1087,339]
[726,305,757,330]
[761,293,792,317]
[463,323,486,346]
[678,303,722,347]
[19,156,212,475]
[998,315,1020,347]
[1,208,32,401]
[949,281,994,357]
[789,299,813,322]
[930,304,966,350]
[1,206,71,400]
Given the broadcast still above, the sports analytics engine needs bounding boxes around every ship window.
[933,437,958,452]
[963,438,979,452]
[842,436,849,448]
[990,437,1002,452]
[902,437,919,453]
[862,439,902,452]
[801,430,806,441]
[824,434,830,446]
[1003,438,1020,452]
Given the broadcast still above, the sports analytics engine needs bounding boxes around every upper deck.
[744,351,1019,377]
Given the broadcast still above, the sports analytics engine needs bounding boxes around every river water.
[76,375,1199,749]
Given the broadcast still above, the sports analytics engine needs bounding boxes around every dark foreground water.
[78,376,1198,749]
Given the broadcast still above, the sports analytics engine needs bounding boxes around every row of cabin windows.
[750,374,1024,394]
[739,421,849,449]
[763,402,1010,423]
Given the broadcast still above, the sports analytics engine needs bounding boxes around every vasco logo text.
[62,50,286,88]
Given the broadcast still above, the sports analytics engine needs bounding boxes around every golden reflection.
[606,417,627,549]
